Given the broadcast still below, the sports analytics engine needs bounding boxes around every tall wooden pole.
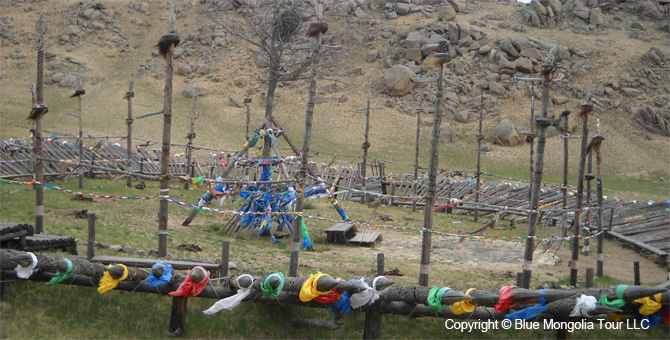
[32,14,48,235]
[527,86,535,201]
[361,92,371,204]
[244,96,252,180]
[593,120,605,277]
[290,4,326,277]
[474,93,484,222]
[419,52,451,287]
[521,56,556,289]
[76,76,85,189]
[158,2,179,257]
[561,109,571,211]
[184,96,198,190]
[571,80,593,287]
[125,81,135,188]
[412,97,423,213]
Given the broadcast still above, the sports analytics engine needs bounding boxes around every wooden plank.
[90,255,220,271]
[324,223,357,244]
[348,232,381,246]
[608,231,668,257]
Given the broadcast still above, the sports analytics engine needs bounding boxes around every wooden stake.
[633,261,640,286]
[184,96,198,189]
[585,267,594,288]
[87,212,95,260]
[290,2,326,277]
[418,50,451,286]
[377,253,385,276]
[33,13,48,235]
[158,2,179,257]
[474,93,484,222]
[521,59,556,289]
[571,80,593,287]
[125,81,135,188]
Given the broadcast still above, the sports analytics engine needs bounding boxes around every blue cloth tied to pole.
[146,262,173,287]
[504,289,548,321]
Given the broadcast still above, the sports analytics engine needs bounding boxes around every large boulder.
[439,126,459,143]
[182,87,211,98]
[491,116,521,146]
[383,65,416,97]
[438,5,457,21]
[636,106,670,136]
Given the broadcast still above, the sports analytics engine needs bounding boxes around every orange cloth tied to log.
[169,266,210,297]
[495,285,517,314]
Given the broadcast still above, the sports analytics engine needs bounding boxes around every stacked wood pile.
[1,223,76,255]
[0,139,205,179]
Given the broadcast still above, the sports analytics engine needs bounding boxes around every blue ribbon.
[329,280,355,317]
[635,310,662,328]
[504,289,548,321]
[145,262,173,287]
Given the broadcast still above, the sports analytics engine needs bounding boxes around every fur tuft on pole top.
[123,91,134,100]
[306,21,327,37]
[155,33,180,59]
[273,9,302,40]
[27,104,48,120]
[69,89,85,98]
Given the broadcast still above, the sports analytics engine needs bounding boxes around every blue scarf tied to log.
[146,262,173,287]
[504,289,548,321]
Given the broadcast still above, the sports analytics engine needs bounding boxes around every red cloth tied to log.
[495,285,517,314]
[169,266,210,297]
[663,311,670,325]
[314,288,344,303]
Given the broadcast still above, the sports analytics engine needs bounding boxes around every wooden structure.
[1,223,76,255]
[1,248,667,340]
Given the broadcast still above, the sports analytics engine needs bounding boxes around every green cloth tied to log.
[427,286,451,312]
[598,284,628,309]
[47,258,75,285]
[260,272,285,298]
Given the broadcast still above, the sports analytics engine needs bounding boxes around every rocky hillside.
[1,0,669,195]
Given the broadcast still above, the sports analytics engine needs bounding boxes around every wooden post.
[363,299,382,340]
[516,272,523,287]
[585,267,594,288]
[243,95,252,180]
[527,84,535,202]
[633,261,640,285]
[357,92,381,205]
[412,96,423,213]
[157,2,179,258]
[594,122,605,277]
[290,3,328,277]
[125,81,135,188]
[169,296,187,335]
[76,76,85,189]
[571,80,593,287]
[520,53,557,289]
[184,96,198,190]
[418,47,453,286]
[87,212,95,260]
[560,109,571,213]
[377,253,384,276]
[32,14,48,235]
[474,93,484,222]
[220,240,229,286]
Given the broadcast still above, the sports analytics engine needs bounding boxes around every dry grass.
[1,1,668,199]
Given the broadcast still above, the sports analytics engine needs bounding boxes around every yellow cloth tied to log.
[299,272,330,302]
[98,264,128,294]
[635,293,663,316]
[452,288,477,315]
